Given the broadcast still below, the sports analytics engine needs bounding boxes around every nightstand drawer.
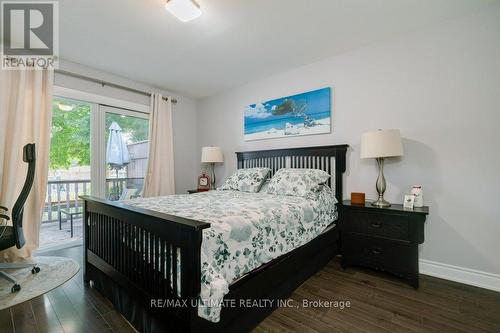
[343,210,409,240]
[342,233,410,275]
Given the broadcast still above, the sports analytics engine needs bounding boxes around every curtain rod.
[55,69,178,104]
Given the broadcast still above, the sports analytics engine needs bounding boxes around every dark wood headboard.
[236,144,348,202]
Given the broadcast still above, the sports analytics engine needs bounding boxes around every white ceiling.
[59,0,498,98]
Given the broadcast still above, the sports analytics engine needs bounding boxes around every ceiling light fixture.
[165,0,202,22]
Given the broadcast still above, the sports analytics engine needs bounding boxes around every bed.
[82,144,348,333]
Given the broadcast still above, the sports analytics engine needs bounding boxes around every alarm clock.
[197,173,210,191]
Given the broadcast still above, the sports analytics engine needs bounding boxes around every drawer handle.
[371,222,382,228]
[371,248,382,255]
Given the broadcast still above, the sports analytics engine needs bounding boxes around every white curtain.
[0,69,53,261]
[143,93,175,197]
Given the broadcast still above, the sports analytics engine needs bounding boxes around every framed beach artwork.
[244,87,331,141]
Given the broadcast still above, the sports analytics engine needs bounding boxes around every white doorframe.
[90,104,104,198]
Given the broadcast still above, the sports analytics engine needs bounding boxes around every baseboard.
[419,259,500,292]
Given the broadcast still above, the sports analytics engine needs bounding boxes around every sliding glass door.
[99,106,149,201]
[44,97,94,247]
[43,96,149,248]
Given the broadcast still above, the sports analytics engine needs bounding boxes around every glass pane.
[105,111,149,201]
[43,97,91,247]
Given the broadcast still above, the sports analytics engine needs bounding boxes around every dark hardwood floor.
[0,244,136,333]
[255,261,500,333]
[2,245,499,333]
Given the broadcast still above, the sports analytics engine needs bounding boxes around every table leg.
[59,210,62,230]
[70,214,73,238]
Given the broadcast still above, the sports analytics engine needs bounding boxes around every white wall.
[197,6,500,284]
[55,60,198,193]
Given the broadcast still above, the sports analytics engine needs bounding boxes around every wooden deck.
[39,219,83,248]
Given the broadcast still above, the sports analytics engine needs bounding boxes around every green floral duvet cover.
[124,187,337,322]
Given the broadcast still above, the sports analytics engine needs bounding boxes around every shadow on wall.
[354,138,443,201]
[381,138,496,272]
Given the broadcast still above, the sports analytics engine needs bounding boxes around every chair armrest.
[0,214,10,221]
[0,205,8,212]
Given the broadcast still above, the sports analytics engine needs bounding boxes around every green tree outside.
[50,98,149,170]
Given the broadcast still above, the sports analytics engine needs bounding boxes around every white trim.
[54,86,149,113]
[90,103,104,197]
[420,259,500,292]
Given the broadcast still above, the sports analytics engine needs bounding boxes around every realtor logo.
[1,1,58,69]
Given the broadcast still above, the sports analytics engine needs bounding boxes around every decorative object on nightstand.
[411,185,424,207]
[403,194,415,209]
[350,192,365,205]
[339,200,429,288]
[360,129,404,207]
[201,146,224,190]
[197,173,210,192]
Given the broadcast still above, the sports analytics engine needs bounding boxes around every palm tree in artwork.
[271,99,316,128]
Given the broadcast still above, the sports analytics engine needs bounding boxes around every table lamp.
[201,146,224,189]
[360,129,403,207]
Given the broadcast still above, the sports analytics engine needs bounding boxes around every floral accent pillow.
[218,168,271,193]
[266,168,330,197]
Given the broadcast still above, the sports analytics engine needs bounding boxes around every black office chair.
[0,143,40,293]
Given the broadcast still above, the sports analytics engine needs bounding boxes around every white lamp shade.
[360,129,404,159]
[201,146,224,163]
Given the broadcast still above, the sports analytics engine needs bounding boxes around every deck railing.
[43,177,144,223]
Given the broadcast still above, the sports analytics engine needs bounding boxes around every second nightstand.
[339,200,429,288]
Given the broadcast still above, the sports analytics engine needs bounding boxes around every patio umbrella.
[106,122,130,199]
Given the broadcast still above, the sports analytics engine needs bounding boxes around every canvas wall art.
[244,87,331,141]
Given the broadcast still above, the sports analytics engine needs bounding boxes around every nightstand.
[187,189,209,194]
[339,200,429,288]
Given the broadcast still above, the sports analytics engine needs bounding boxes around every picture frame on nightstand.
[403,194,415,209]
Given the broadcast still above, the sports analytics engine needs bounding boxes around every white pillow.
[218,168,271,193]
[266,168,330,197]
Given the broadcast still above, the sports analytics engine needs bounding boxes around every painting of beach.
[244,87,331,141]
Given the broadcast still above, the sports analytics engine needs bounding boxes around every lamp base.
[372,158,391,207]
[210,162,216,190]
[371,198,391,207]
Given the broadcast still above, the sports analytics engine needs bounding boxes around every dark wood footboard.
[82,196,210,330]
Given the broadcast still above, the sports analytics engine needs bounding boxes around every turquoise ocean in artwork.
[244,88,331,139]
[244,111,330,134]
